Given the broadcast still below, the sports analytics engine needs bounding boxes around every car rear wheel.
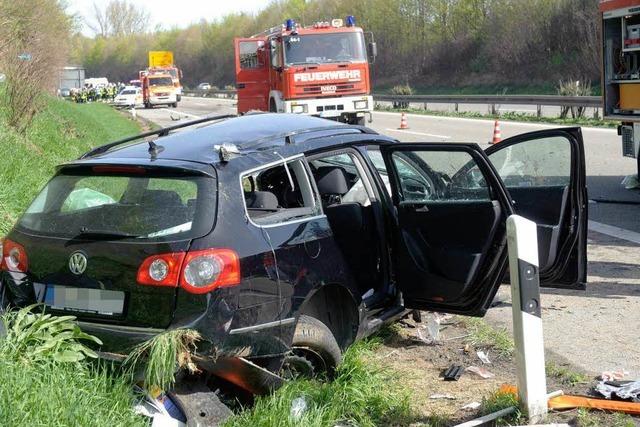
[281,315,342,379]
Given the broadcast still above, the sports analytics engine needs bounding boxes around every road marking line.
[160,109,201,119]
[588,220,640,245]
[384,128,451,139]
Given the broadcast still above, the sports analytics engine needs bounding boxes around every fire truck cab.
[234,16,376,125]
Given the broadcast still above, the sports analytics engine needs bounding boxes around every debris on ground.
[476,350,491,364]
[290,396,308,420]
[415,313,441,344]
[595,380,640,401]
[548,393,640,415]
[429,393,456,400]
[443,365,464,381]
[133,385,187,427]
[600,369,629,381]
[453,406,516,427]
[466,366,495,379]
[461,401,481,410]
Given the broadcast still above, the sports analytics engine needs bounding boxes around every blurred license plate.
[44,285,124,316]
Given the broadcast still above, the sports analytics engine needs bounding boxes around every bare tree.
[88,0,149,37]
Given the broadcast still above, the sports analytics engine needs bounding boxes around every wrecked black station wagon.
[0,113,587,394]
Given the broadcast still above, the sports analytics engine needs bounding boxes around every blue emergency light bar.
[285,19,295,31]
[346,15,356,27]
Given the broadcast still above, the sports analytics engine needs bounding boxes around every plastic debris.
[454,406,516,426]
[443,365,464,381]
[476,350,491,364]
[416,313,441,344]
[595,380,640,402]
[290,397,308,420]
[430,393,456,400]
[133,386,186,427]
[466,366,495,379]
[600,369,629,381]
[461,401,481,410]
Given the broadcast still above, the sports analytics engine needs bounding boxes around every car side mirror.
[368,42,377,63]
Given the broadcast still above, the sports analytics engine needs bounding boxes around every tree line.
[72,0,601,92]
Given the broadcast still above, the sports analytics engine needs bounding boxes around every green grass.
[224,336,414,427]
[0,96,140,234]
[376,106,618,128]
[479,390,524,426]
[576,408,636,427]
[546,361,590,386]
[0,308,147,426]
[461,317,514,357]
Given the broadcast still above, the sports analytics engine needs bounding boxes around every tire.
[355,116,366,126]
[269,99,277,113]
[282,315,342,378]
[171,102,178,108]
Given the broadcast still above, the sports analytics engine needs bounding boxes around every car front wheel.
[281,315,342,379]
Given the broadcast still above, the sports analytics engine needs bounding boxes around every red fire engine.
[234,16,376,125]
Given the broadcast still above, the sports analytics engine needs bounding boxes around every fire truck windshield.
[149,77,173,87]
[283,32,367,65]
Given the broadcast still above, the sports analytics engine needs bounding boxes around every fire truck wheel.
[269,99,277,113]
[172,102,178,108]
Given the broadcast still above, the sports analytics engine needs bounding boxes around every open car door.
[380,128,587,316]
[485,128,587,289]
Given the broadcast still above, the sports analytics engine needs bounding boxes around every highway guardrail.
[183,90,601,116]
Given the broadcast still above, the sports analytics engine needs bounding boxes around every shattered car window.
[489,136,571,187]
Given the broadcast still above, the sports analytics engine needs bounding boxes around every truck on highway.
[234,16,376,125]
[140,72,178,108]
[600,0,640,175]
[147,51,184,102]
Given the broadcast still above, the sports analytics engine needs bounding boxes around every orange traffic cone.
[398,112,409,129]
[491,120,501,144]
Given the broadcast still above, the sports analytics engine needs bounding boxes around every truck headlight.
[354,100,368,110]
[291,104,308,114]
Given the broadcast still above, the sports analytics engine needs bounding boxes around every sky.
[66,0,266,35]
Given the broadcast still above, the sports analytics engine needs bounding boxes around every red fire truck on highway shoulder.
[600,0,640,175]
[234,16,376,125]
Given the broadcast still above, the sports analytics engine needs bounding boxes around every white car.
[114,87,143,108]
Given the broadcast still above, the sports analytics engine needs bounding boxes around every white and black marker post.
[506,215,548,422]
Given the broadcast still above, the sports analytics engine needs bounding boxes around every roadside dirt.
[371,314,640,426]
[368,228,640,425]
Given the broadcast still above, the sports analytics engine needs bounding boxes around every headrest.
[142,190,182,206]
[315,166,349,195]
[246,191,278,209]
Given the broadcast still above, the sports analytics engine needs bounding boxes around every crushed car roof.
[78,113,394,166]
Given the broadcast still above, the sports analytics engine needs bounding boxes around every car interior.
[308,153,382,298]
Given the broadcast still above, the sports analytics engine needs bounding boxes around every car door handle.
[415,205,429,213]
[237,83,246,89]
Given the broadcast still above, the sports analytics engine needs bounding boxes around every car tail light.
[137,252,186,287]
[137,249,240,294]
[0,238,29,272]
[180,249,240,294]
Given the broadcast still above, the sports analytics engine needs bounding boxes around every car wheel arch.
[297,283,360,350]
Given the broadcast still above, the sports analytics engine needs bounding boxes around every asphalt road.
[135,96,640,234]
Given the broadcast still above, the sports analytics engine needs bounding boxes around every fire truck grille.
[300,84,356,95]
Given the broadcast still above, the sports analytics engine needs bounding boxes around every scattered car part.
[443,365,464,381]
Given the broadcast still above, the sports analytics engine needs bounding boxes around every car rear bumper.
[150,95,177,104]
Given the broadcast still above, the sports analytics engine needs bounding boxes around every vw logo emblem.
[69,251,88,275]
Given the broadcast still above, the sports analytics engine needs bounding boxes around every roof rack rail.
[242,124,378,150]
[79,114,236,159]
